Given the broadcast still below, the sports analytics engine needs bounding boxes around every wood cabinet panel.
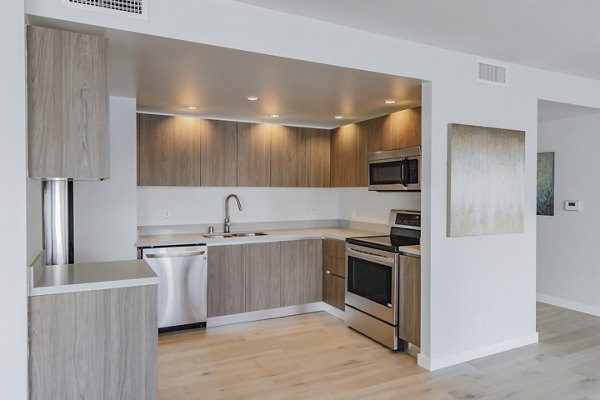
[244,242,281,311]
[399,255,421,346]
[323,239,345,277]
[29,286,157,400]
[330,123,368,187]
[323,273,345,311]
[305,128,331,187]
[270,126,306,187]
[201,119,238,186]
[281,240,322,307]
[368,107,422,153]
[237,123,271,187]
[28,26,109,180]
[138,114,202,186]
[207,245,245,317]
[383,107,422,149]
[322,239,346,310]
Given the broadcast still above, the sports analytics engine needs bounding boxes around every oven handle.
[346,247,396,267]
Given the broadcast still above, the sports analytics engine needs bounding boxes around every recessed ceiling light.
[334,115,344,120]
[384,99,396,105]
[246,96,259,101]
[185,105,197,110]
[270,114,280,118]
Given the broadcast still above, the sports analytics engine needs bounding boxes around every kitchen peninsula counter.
[28,259,158,297]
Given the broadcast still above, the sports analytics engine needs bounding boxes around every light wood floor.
[158,303,600,399]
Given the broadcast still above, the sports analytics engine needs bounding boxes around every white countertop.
[137,227,421,256]
[29,260,158,297]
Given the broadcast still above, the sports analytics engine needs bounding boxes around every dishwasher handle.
[145,250,205,259]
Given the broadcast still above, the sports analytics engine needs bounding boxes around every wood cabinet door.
[237,123,271,187]
[28,26,109,180]
[323,273,345,311]
[330,123,368,187]
[305,128,331,187]
[201,119,237,186]
[280,240,322,307]
[138,114,202,186]
[207,245,245,317]
[399,255,421,346]
[244,242,281,311]
[322,239,345,277]
[270,126,306,187]
[368,107,422,153]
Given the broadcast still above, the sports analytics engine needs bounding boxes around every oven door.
[345,244,398,325]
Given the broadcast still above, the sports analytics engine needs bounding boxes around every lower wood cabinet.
[207,245,245,317]
[281,240,322,306]
[399,255,421,346]
[29,285,157,400]
[207,240,322,317]
[322,239,346,311]
[244,242,281,312]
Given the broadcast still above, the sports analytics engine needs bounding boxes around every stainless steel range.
[345,210,421,350]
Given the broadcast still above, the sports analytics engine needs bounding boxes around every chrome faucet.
[224,194,243,233]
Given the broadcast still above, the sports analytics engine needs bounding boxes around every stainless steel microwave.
[368,146,421,191]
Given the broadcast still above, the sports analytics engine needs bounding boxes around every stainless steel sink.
[202,232,268,239]
[231,232,268,237]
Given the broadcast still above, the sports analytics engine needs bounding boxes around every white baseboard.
[417,332,539,371]
[537,293,600,317]
[207,302,325,328]
[319,302,345,320]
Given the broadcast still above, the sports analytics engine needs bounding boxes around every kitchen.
[25,20,425,399]
[11,1,598,399]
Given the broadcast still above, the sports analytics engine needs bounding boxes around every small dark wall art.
[537,152,555,216]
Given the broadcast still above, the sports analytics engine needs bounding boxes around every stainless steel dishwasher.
[139,244,207,332]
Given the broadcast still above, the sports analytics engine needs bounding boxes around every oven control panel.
[390,210,421,229]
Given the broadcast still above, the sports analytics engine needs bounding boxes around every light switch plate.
[564,200,581,211]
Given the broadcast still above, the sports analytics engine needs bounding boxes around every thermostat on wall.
[564,200,581,211]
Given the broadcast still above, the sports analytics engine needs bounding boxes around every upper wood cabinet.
[369,107,422,152]
[200,119,237,186]
[270,125,307,187]
[237,123,271,187]
[330,123,369,187]
[136,106,420,188]
[137,114,202,186]
[27,26,109,180]
[305,128,331,187]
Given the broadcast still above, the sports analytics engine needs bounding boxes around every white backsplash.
[137,186,421,228]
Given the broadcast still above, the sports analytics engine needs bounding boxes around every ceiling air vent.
[64,0,148,20]
[476,59,507,85]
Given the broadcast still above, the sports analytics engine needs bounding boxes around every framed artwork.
[537,152,555,216]
[448,123,525,237]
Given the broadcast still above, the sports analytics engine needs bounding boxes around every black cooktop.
[347,228,420,253]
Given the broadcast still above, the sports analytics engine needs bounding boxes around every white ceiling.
[235,0,600,81]
[105,29,422,129]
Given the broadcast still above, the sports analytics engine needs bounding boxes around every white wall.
[25,0,600,370]
[1,0,28,398]
[537,112,600,314]
[337,188,420,224]
[138,186,339,226]
[138,186,419,227]
[74,96,138,262]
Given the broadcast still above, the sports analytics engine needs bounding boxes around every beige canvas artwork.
[448,123,525,237]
